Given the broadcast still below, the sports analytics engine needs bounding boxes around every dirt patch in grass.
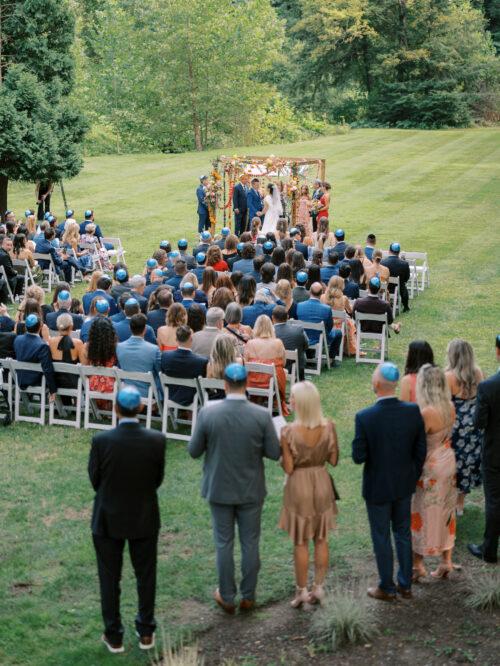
[10,582,33,596]
[63,507,91,521]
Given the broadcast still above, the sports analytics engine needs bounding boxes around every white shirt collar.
[119,417,139,424]
[377,395,396,402]
[226,394,247,401]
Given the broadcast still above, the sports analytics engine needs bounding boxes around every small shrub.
[151,630,203,666]
[465,571,500,612]
[310,587,378,652]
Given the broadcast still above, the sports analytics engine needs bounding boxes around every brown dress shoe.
[239,599,255,611]
[367,586,397,602]
[214,588,236,615]
[396,585,413,599]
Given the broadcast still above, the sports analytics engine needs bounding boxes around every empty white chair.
[355,312,389,365]
[159,373,199,442]
[49,362,83,428]
[404,251,429,291]
[0,359,13,416]
[12,258,36,293]
[7,359,47,424]
[115,369,162,429]
[388,276,401,318]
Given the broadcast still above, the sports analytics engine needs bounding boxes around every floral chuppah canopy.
[205,154,327,233]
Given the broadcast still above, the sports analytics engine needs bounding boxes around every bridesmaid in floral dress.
[411,365,457,580]
[297,185,313,237]
[445,339,484,515]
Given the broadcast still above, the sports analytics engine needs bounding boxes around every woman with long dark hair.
[400,340,435,402]
[237,275,256,308]
[85,317,117,410]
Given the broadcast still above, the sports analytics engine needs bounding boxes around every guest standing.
[352,363,426,601]
[411,365,457,580]
[400,340,435,402]
[279,382,339,607]
[297,185,312,237]
[233,174,249,236]
[89,385,166,654]
[188,364,280,613]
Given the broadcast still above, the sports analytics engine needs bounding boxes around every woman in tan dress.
[279,381,339,608]
[411,364,457,580]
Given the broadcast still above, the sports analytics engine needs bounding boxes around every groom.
[233,174,249,237]
[247,178,263,225]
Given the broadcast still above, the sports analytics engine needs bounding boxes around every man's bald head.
[310,282,323,298]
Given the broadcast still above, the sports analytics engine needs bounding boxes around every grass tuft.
[151,631,202,665]
[465,571,500,612]
[310,587,378,651]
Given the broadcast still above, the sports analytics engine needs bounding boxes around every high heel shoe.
[309,583,326,605]
[290,586,310,609]
[412,566,427,583]
[431,564,452,579]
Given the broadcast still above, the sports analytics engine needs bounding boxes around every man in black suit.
[89,385,166,654]
[272,305,309,380]
[233,174,249,237]
[381,242,411,312]
[468,335,500,564]
[160,325,208,405]
[352,363,426,601]
[353,277,400,334]
[0,236,23,299]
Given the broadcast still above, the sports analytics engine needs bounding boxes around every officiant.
[233,174,249,236]
[247,178,263,226]
[197,176,210,233]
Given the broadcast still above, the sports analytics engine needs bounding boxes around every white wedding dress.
[262,189,283,235]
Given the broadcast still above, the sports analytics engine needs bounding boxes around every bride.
[261,182,283,235]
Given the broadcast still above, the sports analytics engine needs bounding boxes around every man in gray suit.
[188,364,280,614]
[191,307,224,357]
[272,305,309,380]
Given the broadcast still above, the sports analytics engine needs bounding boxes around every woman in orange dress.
[411,364,457,580]
[279,381,339,607]
[321,276,356,356]
[157,303,187,351]
[400,340,435,402]
[315,182,331,224]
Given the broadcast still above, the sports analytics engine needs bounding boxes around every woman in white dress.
[261,182,283,235]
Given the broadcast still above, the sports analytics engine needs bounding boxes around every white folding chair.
[159,373,199,441]
[404,251,429,291]
[66,248,85,284]
[49,363,83,428]
[12,258,36,292]
[79,365,118,430]
[388,276,401,318]
[0,359,13,415]
[302,321,331,375]
[196,376,226,406]
[7,359,47,424]
[244,361,283,416]
[115,369,162,429]
[358,289,368,298]
[284,349,298,398]
[33,253,60,291]
[100,237,126,263]
[331,310,347,361]
[405,258,419,299]
[0,266,15,303]
[355,312,388,365]
[79,242,103,271]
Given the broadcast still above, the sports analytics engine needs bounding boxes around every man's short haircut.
[181,282,195,296]
[206,307,225,326]
[368,280,380,295]
[367,233,376,243]
[344,245,356,259]
[129,313,147,336]
[44,228,55,240]
[129,274,146,289]
[327,250,339,265]
[339,264,351,279]
[260,262,275,283]
[157,289,173,308]
[253,255,265,272]
[118,292,133,310]
[251,178,260,184]
[176,324,192,344]
[124,300,140,317]
[174,258,187,274]
[241,242,255,260]
[97,275,112,291]
[272,305,288,323]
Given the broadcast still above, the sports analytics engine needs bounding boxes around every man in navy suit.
[241,289,275,328]
[147,289,171,334]
[197,176,210,233]
[79,209,104,240]
[233,174,249,237]
[180,282,207,313]
[82,275,119,316]
[296,283,342,362]
[46,289,84,331]
[232,243,255,275]
[114,299,156,344]
[320,250,340,284]
[13,314,57,400]
[116,314,161,397]
[160,325,208,405]
[290,227,308,261]
[247,178,263,225]
[381,242,411,312]
[35,228,77,284]
[352,363,426,601]
[331,229,347,261]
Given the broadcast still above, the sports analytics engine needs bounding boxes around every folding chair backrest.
[196,376,226,406]
[302,321,331,374]
[49,362,83,428]
[79,364,117,430]
[354,312,388,365]
[331,309,346,361]
[0,266,15,302]
[244,361,282,416]
[8,359,47,424]
[159,373,199,441]
[115,368,162,429]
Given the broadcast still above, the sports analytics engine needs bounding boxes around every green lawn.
[2,128,500,665]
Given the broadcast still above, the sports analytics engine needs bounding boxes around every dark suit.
[475,371,500,560]
[233,182,249,236]
[160,347,208,405]
[294,241,309,261]
[197,185,209,233]
[343,279,360,300]
[89,421,166,643]
[0,248,23,298]
[292,286,309,304]
[352,397,426,593]
[296,297,342,359]
[353,295,393,333]
[13,333,57,394]
[82,289,118,316]
[188,396,280,604]
[381,255,410,310]
[46,311,84,332]
[113,318,156,345]
[34,237,77,284]
[274,321,309,380]
[247,187,263,222]
[147,308,168,334]
[241,301,275,328]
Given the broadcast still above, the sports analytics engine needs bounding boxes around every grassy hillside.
[2,128,500,665]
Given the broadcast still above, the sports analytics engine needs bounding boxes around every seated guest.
[116,313,161,397]
[223,302,252,355]
[160,325,208,405]
[49,281,72,312]
[289,227,308,261]
[0,236,24,300]
[16,284,51,323]
[292,271,309,305]
[192,307,225,357]
[173,273,208,305]
[290,251,306,276]
[15,298,50,341]
[84,317,117,410]
[381,243,410,312]
[352,277,401,334]
[147,288,172,334]
[177,238,196,269]
[206,245,229,272]
[320,249,339,284]
[201,267,218,305]
[400,340,435,403]
[244,314,288,415]
[0,304,16,359]
[355,245,372,272]
[237,274,256,308]
[78,209,104,239]
[242,288,276,328]
[46,289,84,332]
[193,252,207,282]
[321,276,356,356]
[34,228,77,284]
[165,258,187,291]
[342,245,365,285]
[128,275,148,314]
[273,305,309,381]
[110,292,130,324]
[312,217,335,251]
[211,287,235,312]
[257,262,277,294]
[82,275,118,316]
[232,242,256,275]
[215,226,231,250]
[179,281,207,312]
[310,249,323,268]
[364,249,390,285]
[13,314,57,400]
[305,265,321,290]
[214,273,238,299]
[222,234,240,270]
[193,230,212,257]
[157,303,187,351]
[365,233,377,261]
[206,335,241,399]
[251,255,265,282]
[111,266,130,301]
[187,303,206,333]
[143,269,165,300]
[11,232,35,267]
[297,282,343,363]
[0,303,15,332]
[338,264,360,300]
[271,246,285,268]
[80,298,111,343]
[332,229,347,261]
[80,222,111,270]
[48,313,86,389]
[276,262,294,285]
[114,298,156,344]
[230,270,243,293]
[275,279,297,319]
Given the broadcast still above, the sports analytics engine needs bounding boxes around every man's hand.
[257,211,263,216]
[49,393,56,403]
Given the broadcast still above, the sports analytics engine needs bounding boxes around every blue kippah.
[201,231,211,241]
[390,242,401,253]
[154,268,163,277]
[289,227,299,236]
[25,314,39,328]
[182,282,194,291]
[146,258,157,269]
[125,298,138,307]
[44,212,51,220]
[296,271,308,284]
[224,363,247,382]
[196,252,206,264]
[160,240,170,248]
[169,250,180,259]
[84,210,92,218]
[221,227,230,236]
[66,209,74,218]
[370,277,381,289]
[116,385,141,410]
[58,290,71,301]
[178,238,188,249]
[24,209,32,217]
[263,241,274,251]
[115,268,127,282]
[237,242,244,252]
[380,362,400,382]
[334,228,344,238]
[95,299,110,313]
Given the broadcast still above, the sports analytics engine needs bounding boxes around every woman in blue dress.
[445,339,484,515]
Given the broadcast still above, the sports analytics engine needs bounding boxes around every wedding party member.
[445,339,484,515]
[279,382,339,607]
[233,174,249,236]
[316,182,331,225]
[89,385,166,654]
[297,185,313,236]
[352,363,426,601]
[261,183,283,235]
[197,176,210,233]
[400,340,435,402]
[469,335,500,564]
[412,365,457,580]
[247,178,264,223]
[188,364,280,613]
[310,179,323,232]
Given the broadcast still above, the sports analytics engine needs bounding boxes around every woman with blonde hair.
[157,303,187,351]
[321,276,356,356]
[275,279,296,319]
[62,220,93,273]
[206,335,242,399]
[279,381,339,607]
[16,284,49,323]
[445,339,484,515]
[411,364,457,580]
[244,314,288,415]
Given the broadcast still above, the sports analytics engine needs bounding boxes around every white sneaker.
[102,634,125,654]
[136,631,155,650]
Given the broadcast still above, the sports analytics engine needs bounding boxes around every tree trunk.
[186,50,203,151]
[362,36,372,94]
[0,174,8,222]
